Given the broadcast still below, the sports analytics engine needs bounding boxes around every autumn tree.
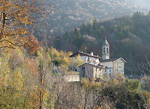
[0,48,31,108]
[25,33,41,53]
[0,0,48,48]
[72,54,85,71]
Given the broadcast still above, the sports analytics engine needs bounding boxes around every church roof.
[102,39,109,46]
[101,57,126,63]
[69,51,101,59]
[79,63,103,68]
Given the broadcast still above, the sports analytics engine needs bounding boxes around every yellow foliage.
[116,73,126,83]
[12,70,23,90]
[0,0,40,48]
[43,89,50,101]
[94,105,103,109]
[81,78,89,88]
[141,91,150,101]
[73,54,85,68]
[113,78,119,85]
[90,81,101,89]
[52,48,60,57]
[1,74,10,87]
[50,48,72,69]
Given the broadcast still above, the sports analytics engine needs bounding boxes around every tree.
[0,0,46,48]
[25,33,41,53]
[100,25,105,34]
[93,17,98,30]
[72,55,85,70]
[73,30,83,48]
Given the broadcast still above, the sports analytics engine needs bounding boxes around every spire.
[103,37,109,46]
[102,37,110,60]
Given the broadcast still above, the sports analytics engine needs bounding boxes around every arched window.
[107,48,109,53]
[103,48,105,54]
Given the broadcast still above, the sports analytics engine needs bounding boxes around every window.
[118,65,122,70]
[103,48,105,54]
[82,67,85,70]
[83,72,85,77]
[107,48,109,53]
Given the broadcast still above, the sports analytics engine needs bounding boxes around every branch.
[0,39,25,47]
[0,46,15,49]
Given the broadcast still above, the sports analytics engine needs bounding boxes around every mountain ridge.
[46,0,150,37]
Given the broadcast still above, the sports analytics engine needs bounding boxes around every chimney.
[91,52,93,56]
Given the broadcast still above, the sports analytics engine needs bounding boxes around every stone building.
[101,38,126,76]
[69,38,126,80]
[78,63,103,80]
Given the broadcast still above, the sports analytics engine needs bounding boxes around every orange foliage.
[25,34,40,53]
[25,58,38,75]
[94,106,103,109]
[0,0,39,48]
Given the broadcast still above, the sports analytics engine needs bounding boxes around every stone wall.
[64,74,80,82]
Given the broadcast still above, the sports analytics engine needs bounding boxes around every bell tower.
[102,37,110,60]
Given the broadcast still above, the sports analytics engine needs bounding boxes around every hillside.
[2,1,150,109]
[45,0,150,37]
[54,12,150,75]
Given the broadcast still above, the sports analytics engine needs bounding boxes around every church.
[100,39,126,77]
[69,38,126,80]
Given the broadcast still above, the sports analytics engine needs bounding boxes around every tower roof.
[102,38,109,46]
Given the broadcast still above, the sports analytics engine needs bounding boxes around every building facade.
[78,63,103,79]
[69,38,126,80]
[101,38,126,76]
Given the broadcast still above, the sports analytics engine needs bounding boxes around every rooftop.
[69,51,101,59]
[79,63,103,68]
[101,57,126,63]
[102,39,109,46]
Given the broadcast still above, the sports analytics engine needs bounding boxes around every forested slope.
[54,12,150,75]
[44,0,150,37]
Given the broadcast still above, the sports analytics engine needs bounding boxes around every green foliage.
[126,79,141,93]
[73,29,84,48]
[57,12,150,75]
[0,46,73,108]
[72,54,85,70]
[50,48,72,69]
[100,78,145,109]
[0,47,150,109]
[81,78,101,90]
[43,0,149,38]
[0,86,30,109]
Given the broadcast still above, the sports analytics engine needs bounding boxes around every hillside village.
[64,38,126,82]
[1,0,150,108]
[56,12,150,75]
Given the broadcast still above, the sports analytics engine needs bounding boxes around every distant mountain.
[54,12,150,75]
[46,0,150,37]
[129,0,150,8]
